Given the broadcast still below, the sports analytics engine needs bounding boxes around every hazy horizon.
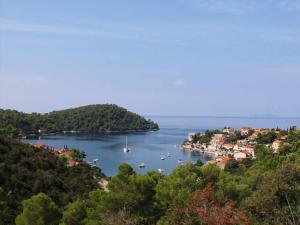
[2,103,300,119]
[1,1,300,116]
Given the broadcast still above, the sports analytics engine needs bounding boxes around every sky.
[0,0,300,117]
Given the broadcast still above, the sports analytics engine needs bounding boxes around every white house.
[241,127,251,136]
[188,133,196,142]
[234,151,247,160]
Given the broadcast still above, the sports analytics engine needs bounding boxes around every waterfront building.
[241,126,251,136]
[210,134,226,148]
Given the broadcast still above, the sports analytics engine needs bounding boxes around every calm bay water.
[23,116,300,176]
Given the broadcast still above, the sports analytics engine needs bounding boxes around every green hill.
[0,104,159,136]
[0,135,102,225]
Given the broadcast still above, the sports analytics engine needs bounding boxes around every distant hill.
[0,104,159,136]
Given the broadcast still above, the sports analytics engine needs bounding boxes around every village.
[181,126,289,170]
[31,142,86,167]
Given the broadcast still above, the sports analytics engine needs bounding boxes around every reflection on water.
[23,116,300,176]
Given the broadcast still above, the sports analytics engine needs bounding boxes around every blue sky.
[0,0,300,116]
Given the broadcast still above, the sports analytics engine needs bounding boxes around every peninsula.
[0,104,159,137]
[181,126,292,169]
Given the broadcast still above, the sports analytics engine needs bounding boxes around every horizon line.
[144,115,300,119]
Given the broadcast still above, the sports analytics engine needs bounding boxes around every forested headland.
[0,104,159,137]
[1,128,300,225]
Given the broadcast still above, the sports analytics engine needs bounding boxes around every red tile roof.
[33,142,47,149]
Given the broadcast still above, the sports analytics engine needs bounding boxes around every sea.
[23,116,300,176]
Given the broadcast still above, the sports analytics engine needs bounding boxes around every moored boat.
[123,136,131,153]
[138,162,145,168]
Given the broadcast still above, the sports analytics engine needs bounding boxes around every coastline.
[17,128,160,139]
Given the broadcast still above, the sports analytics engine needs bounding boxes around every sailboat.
[123,136,131,153]
[138,162,145,168]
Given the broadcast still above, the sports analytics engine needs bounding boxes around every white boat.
[161,155,166,160]
[123,136,131,153]
[93,158,99,164]
[138,162,145,168]
[158,168,164,173]
[177,159,184,164]
[167,152,171,157]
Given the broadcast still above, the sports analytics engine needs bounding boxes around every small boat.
[177,159,184,164]
[123,136,131,153]
[158,168,164,173]
[161,155,166,160]
[138,162,145,168]
[93,158,99,164]
[167,152,171,157]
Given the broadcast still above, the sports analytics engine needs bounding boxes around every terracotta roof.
[241,126,251,130]
[33,142,47,148]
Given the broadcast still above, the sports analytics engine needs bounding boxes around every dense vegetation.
[1,129,300,225]
[0,104,159,136]
[0,136,102,225]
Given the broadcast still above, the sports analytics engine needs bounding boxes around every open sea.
[23,116,300,176]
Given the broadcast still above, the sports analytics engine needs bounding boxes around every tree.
[161,184,249,225]
[200,164,221,186]
[243,163,300,225]
[256,132,277,144]
[60,199,86,225]
[70,149,86,161]
[86,166,161,225]
[15,193,61,225]
[254,144,272,160]
[187,184,249,225]
[224,160,239,173]
[155,163,202,213]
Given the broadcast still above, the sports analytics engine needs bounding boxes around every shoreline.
[17,128,160,139]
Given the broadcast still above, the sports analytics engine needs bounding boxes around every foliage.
[15,193,61,225]
[243,163,300,225]
[0,104,159,136]
[254,144,273,160]
[155,163,202,213]
[60,199,87,225]
[187,184,249,225]
[0,135,102,225]
[256,132,277,144]
[85,165,161,225]
[69,148,86,161]
[192,129,221,144]
[227,131,244,143]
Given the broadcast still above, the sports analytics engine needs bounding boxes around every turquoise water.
[23,116,300,176]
